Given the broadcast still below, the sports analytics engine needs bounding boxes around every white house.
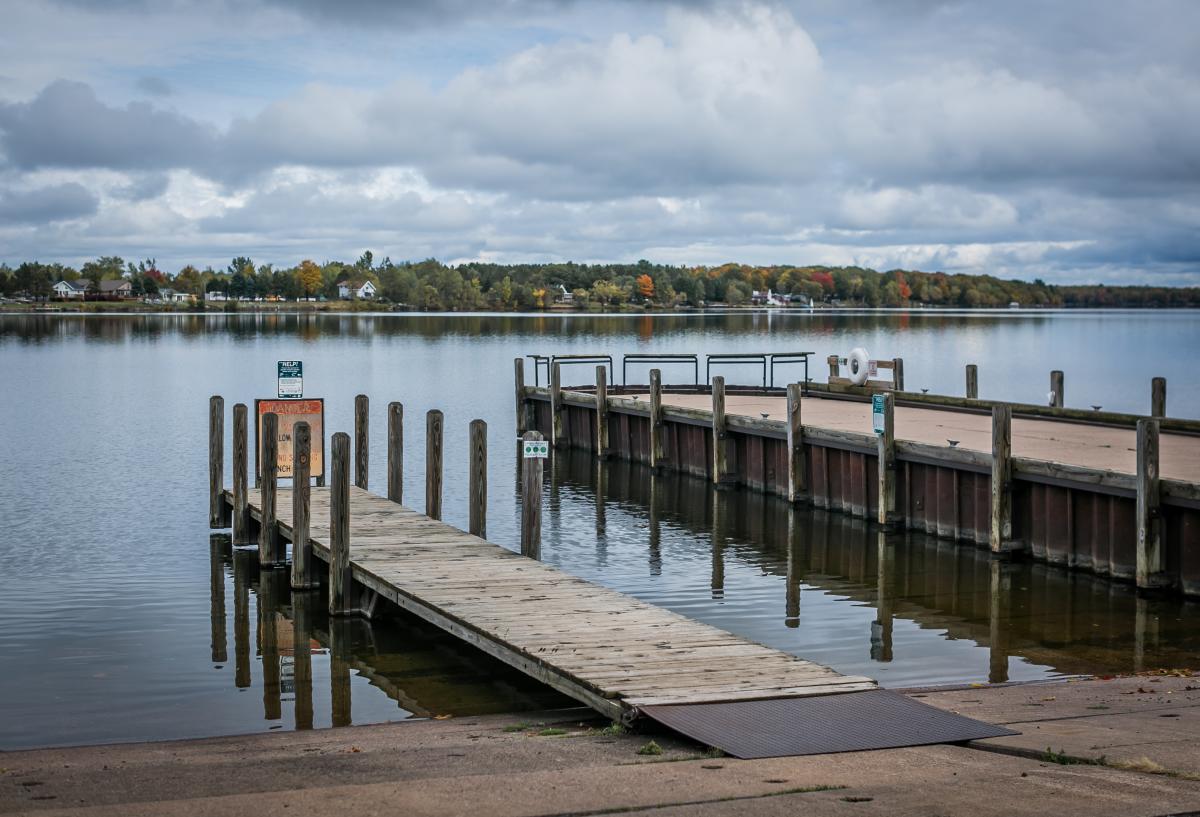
[53,280,88,299]
[338,280,377,300]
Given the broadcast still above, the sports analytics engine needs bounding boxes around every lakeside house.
[338,279,377,300]
[751,288,790,307]
[53,279,134,299]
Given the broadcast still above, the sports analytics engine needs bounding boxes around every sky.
[0,0,1198,284]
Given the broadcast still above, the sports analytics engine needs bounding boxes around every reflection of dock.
[226,486,874,722]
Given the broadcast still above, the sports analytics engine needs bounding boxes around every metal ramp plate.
[640,690,1017,759]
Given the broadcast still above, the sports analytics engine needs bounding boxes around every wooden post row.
[1050,370,1064,408]
[469,419,487,538]
[990,405,1013,553]
[232,402,250,545]
[550,362,563,448]
[291,422,315,590]
[1136,419,1164,589]
[387,401,403,504]
[649,368,664,470]
[208,395,225,529]
[426,409,443,520]
[876,392,898,527]
[354,394,369,490]
[711,376,733,486]
[595,365,609,459]
[966,364,978,400]
[786,383,806,503]
[520,430,544,559]
[329,432,353,616]
[514,358,527,436]
[1151,377,1166,418]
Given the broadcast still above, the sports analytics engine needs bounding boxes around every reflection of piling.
[292,590,315,730]
[711,491,726,598]
[209,535,229,664]
[259,569,282,721]
[785,514,800,628]
[330,618,353,728]
[871,532,894,663]
[233,549,253,689]
[648,472,662,576]
[989,559,1011,684]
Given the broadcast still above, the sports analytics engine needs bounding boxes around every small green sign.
[872,393,886,435]
[523,440,549,459]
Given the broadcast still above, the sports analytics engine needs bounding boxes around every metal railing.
[622,354,699,385]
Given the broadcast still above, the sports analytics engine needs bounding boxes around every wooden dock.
[519,360,1200,596]
[224,485,875,723]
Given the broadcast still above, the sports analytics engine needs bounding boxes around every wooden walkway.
[226,486,874,722]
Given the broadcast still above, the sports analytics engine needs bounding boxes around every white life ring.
[847,347,870,385]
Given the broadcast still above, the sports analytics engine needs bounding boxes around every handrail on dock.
[622,353,699,386]
[528,354,614,387]
[706,353,768,388]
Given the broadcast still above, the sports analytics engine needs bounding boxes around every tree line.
[3,253,1198,309]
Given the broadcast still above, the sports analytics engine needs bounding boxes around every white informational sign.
[277,360,303,399]
[522,439,550,458]
[872,393,886,435]
[868,360,878,378]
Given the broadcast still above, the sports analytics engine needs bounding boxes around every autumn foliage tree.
[636,274,655,300]
[295,259,322,297]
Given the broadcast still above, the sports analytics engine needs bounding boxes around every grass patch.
[637,740,664,756]
[1108,757,1200,782]
[1042,747,1104,766]
[538,727,569,737]
[702,746,726,758]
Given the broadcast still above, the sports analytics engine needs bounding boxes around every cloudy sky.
[1,0,1198,283]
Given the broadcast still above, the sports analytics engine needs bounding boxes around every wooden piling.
[514,358,527,436]
[550,362,564,448]
[387,401,403,504]
[259,411,282,566]
[649,368,665,470]
[1136,419,1165,589]
[329,432,353,615]
[876,392,898,527]
[232,403,250,544]
[521,430,543,559]
[966,364,978,400]
[426,409,444,520]
[209,395,225,528]
[712,376,732,486]
[1151,377,1167,418]
[354,394,369,490]
[786,383,806,503]
[828,356,840,379]
[990,405,1014,553]
[1050,370,1064,408]
[891,358,905,392]
[291,421,315,590]
[469,419,487,538]
[595,365,609,459]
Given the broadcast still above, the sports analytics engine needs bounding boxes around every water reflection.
[545,450,1200,686]
[207,542,571,732]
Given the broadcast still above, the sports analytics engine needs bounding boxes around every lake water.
[1,309,1198,750]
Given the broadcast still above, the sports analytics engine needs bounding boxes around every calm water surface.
[1,310,1197,750]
